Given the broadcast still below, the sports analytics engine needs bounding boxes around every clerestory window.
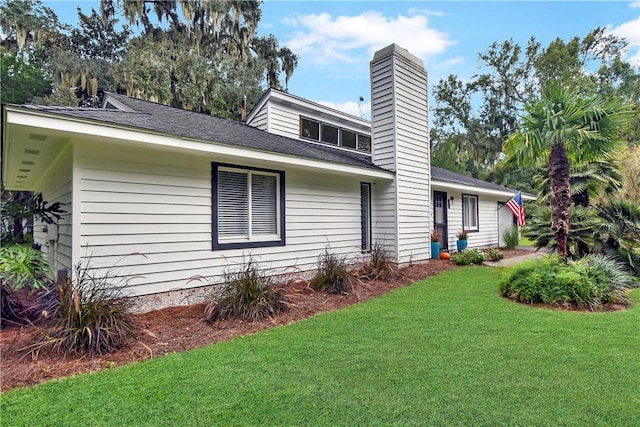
[300,117,371,153]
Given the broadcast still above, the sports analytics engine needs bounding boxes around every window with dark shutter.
[213,163,285,250]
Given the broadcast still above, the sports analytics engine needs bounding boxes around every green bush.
[204,257,286,322]
[488,247,504,261]
[500,254,638,310]
[451,248,486,266]
[0,245,51,291]
[502,225,519,250]
[23,260,139,358]
[310,248,354,294]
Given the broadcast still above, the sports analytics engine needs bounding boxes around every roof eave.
[4,106,394,181]
[431,179,536,200]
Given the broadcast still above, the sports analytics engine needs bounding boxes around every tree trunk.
[12,216,23,243]
[549,143,571,258]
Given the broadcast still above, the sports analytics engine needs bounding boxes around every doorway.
[434,191,448,250]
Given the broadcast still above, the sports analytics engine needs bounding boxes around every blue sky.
[49,1,640,118]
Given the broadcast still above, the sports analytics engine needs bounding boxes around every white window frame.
[212,163,285,250]
[462,194,479,231]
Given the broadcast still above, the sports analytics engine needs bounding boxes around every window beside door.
[462,194,479,231]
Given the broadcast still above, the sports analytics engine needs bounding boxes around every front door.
[434,191,448,250]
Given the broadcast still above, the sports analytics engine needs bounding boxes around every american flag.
[506,192,526,226]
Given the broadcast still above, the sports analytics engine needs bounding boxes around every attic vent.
[21,160,34,165]
[17,175,27,179]
[24,149,40,155]
[28,133,47,141]
[19,168,30,172]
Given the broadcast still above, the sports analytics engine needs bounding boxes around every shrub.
[1,245,52,328]
[310,248,354,293]
[23,260,139,358]
[576,254,637,306]
[488,247,504,261]
[204,257,286,322]
[502,225,519,250]
[361,241,399,281]
[430,230,441,242]
[523,204,596,257]
[1,282,27,329]
[0,245,51,291]
[499,254,638,310]
[456,230,468,240]
[451,248,486,266]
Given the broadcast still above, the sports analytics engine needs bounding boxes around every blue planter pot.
[431,242,440,259]
[456,240,468,253]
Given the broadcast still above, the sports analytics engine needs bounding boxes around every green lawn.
[2,267,639,426]
[519,235,535,246]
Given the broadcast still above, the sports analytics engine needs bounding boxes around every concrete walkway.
[485,246,547,267]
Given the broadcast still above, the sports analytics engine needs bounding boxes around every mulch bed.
[0,250,533,393]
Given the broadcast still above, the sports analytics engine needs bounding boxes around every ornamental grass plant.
[22,260,139,358]
[310,248,355,294]
[204,256,287,322]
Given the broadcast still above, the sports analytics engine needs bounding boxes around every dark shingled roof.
[431,166,530,196]
[19,93,384,172]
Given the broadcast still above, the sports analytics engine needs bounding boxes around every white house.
[1,44,532,305]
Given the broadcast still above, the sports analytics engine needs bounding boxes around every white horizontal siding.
[436,188,505,250]
[77,141,370,296]
[33,145,73,274]
[370,46,433,263]
[372,180,397,254]
[247,105,268,131]
[370,54,398,259]
[268,104,300,138]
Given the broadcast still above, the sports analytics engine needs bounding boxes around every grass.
[2,267,639,426]
[519,235,535,246]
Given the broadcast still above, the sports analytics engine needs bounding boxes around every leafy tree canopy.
[432,27,640,184]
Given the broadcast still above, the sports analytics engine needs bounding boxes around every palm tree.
[504,84,632,258]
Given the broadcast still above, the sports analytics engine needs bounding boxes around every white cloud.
[283,11,454,65]
[608,17,640,67]
[408,8,446,17]
[433,56,465,70]
[317,100,371,118]
[630,1,640,8]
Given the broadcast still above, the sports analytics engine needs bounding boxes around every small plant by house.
[430,230,441,242]
[488,247,504,261]
[451,248,486,266]
[0,245,51,328]
[499,254,637,310]
[22,259,139,358]
[360,241,399,281]
[204,256,286,322]
[456,230,468,240]
[502,225,519,249]
[310,248,354,294]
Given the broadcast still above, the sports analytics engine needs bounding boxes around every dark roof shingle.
[21,93,383,172]
[431,166,529,196]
